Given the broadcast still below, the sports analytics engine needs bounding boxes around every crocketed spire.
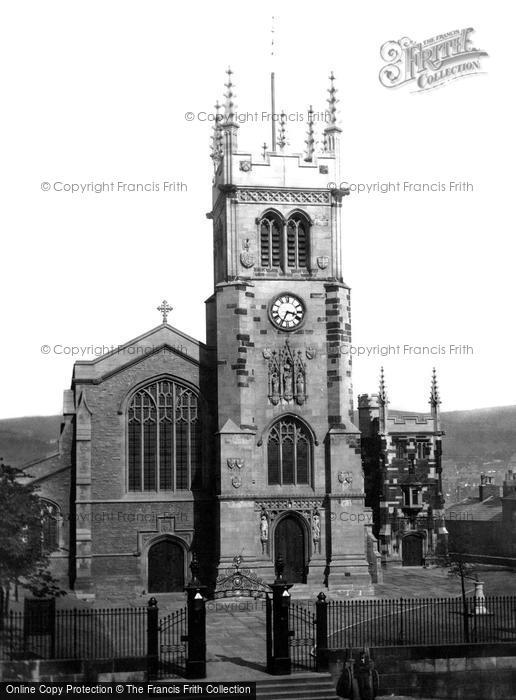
[304,105,315,162]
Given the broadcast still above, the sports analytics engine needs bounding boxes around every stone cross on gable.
[157,300,173,324]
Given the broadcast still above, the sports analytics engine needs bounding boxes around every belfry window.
[287,214,308,268]
[128,379,201,492]
[267,417,311,486]
[260,214,282,268]
[259,211,310,271]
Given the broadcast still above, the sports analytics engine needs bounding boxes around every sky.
[0,0,513,418]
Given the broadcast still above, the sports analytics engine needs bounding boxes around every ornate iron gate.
[289,602,316,671]
[158,607,187,678]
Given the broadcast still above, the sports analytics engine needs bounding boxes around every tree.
[436,551,478,643]
[0,459,65,618]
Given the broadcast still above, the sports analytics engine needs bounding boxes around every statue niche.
[264,340,307,406]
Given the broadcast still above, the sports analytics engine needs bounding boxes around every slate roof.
[445,495,503,522]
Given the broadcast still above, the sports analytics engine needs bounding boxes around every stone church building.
[24,71,443,600]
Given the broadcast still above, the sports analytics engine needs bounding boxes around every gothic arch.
[143,534,189,594]
[257,412,319,447]
[258,209,284,269]
[284,208,313,225]
[40,498,61,553]
[256,207,286,224]
[118,372,202,415]
[124,376,203,493]
[272,510,311,582]
[264,415,315,487]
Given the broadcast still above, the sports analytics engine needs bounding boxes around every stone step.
[256,673,336,700]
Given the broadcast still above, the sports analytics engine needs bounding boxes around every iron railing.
[289,602,316,671]
[1,606,148,661]
[326,596,516,648]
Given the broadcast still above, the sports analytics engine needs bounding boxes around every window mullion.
[279,430,283,485]
[140,409,144,492]
[156,384,160,492]
[269,222,273,267]
[187,399,192,489]
[173,383,176,491]
[294,432,298,485]
[281,222,287,271]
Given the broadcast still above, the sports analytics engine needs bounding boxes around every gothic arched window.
[287,213,309,269]
[260,213,282,268]
[267,418,311,486]
[41,500,60,552]
[128,379,201,492]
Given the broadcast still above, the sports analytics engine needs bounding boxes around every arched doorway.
[274,514,306,583]
[148,539,185,592]
[402,533,424,566]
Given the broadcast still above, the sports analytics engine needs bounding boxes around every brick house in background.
[359,369,447,566]
[445,467,516,561]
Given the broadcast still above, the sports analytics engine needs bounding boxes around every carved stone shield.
[338,470,353,487]
[240,251,255,268]
[317,256,329,269]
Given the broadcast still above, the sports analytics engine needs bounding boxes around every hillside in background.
[1,406,515,468]
[374,405,516,463]
[0,415,62,467]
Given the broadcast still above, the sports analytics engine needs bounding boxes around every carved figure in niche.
[283,361,294,401]
[265,341,311,405]
[295,372,305,405]
[313,509,321,541]
[260,513,269,541]
[271,371,280,404]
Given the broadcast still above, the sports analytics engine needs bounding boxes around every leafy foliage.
[0,459,65,612]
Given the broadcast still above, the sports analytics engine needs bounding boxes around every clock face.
[270,294,305,330]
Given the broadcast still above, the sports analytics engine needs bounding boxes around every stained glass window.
[128,380,201,491]
[267,418,311,485]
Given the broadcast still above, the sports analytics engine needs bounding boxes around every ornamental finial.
[327,70,338,126]
[277,111,287,150]
[210,100,223,165]
[157,300,173,324]
[379,366,388,405]
[224,67,237,122]
[304,105,315,162]
[430,367,441,406]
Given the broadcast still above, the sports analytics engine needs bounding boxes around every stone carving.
[237,189,330,205]
[312,509,321,541]
[312,508,321,554]
[264,339,313,406]
[239,160,252,172]
[317,256,329,269]
[227,458,244,469]
[260,511,269,542]
[231,475,242,489]
[239,238,255,268]
[338,470,353,488]
[255,497,324,512]
[305,346,316,360]
[345,435,361,450]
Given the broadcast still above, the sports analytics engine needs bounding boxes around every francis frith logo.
[379,28,488,91]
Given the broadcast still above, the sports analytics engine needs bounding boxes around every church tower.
[205,70,372,591]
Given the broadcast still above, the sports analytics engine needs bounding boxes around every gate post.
[269,556,292,675]
[147,597,159,680]
[315,592,329,671]
[185,554,207,679]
